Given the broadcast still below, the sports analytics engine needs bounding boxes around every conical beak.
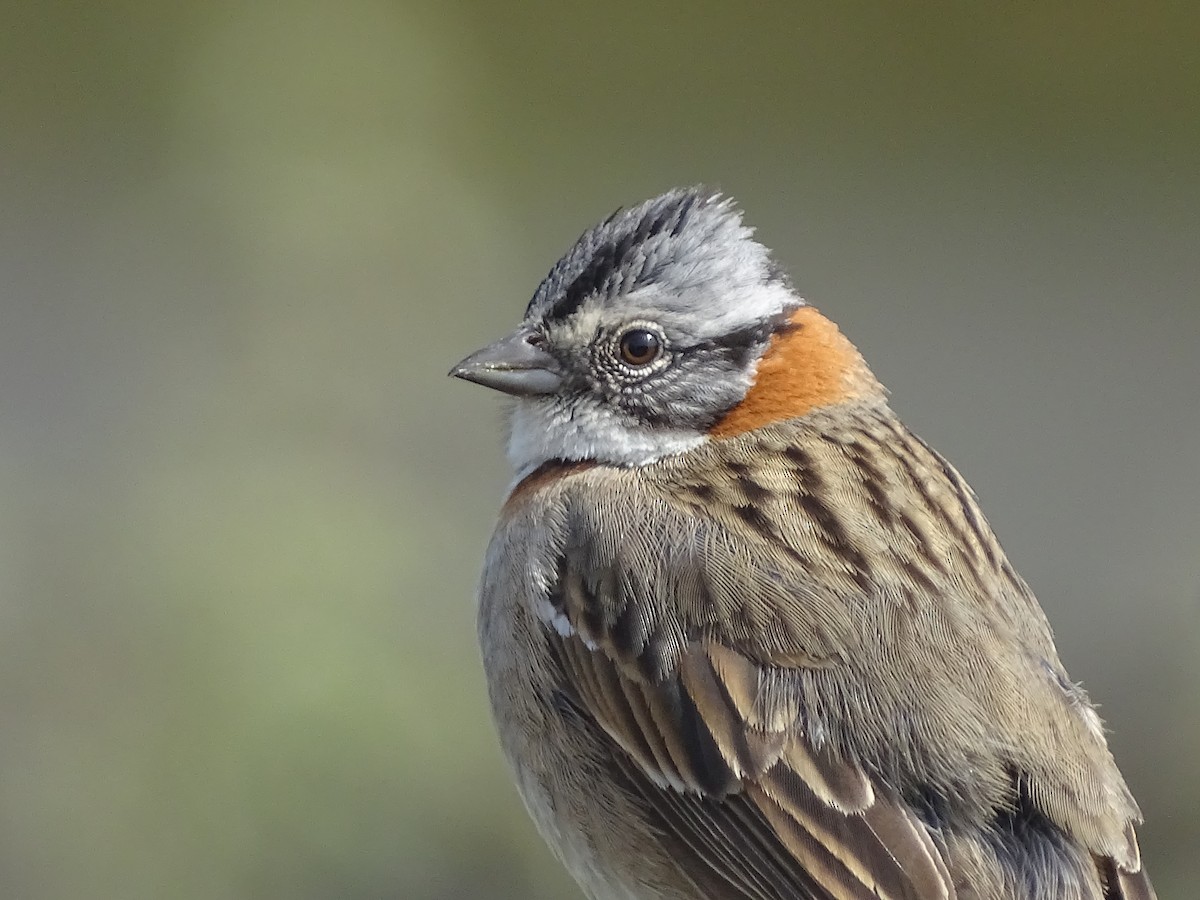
[449,327,563,396]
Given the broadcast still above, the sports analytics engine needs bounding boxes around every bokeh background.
[2,2,1196,898]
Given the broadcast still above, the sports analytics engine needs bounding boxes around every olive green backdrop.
[1,2,1196,898]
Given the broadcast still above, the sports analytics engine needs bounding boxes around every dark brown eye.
[618,329,661,367]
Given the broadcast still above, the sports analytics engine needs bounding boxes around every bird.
[449,187,1155,900]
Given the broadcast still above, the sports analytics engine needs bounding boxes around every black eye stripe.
[675,312,795,355]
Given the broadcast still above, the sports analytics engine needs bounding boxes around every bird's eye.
[618,328,662,367]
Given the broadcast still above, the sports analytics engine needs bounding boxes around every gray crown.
[526,187,792,330]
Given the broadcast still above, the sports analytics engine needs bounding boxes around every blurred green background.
[2,2,1196,898]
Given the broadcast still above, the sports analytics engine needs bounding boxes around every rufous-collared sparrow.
[451,188,1154,900]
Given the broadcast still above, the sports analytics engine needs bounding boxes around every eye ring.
[617,328,663,367]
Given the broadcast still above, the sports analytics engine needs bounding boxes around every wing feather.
[532,412,1154,899]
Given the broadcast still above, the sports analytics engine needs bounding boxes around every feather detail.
[488,404,1155,900]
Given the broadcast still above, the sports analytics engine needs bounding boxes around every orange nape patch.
[709,307,880,438]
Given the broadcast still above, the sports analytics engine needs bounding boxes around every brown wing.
[550,631,953,900]
[545,480,954,898]
[540,409,1154,900]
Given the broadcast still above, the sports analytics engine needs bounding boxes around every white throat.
[506,398,707,480]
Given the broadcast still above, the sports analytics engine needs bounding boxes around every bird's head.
[451,188,884,477]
